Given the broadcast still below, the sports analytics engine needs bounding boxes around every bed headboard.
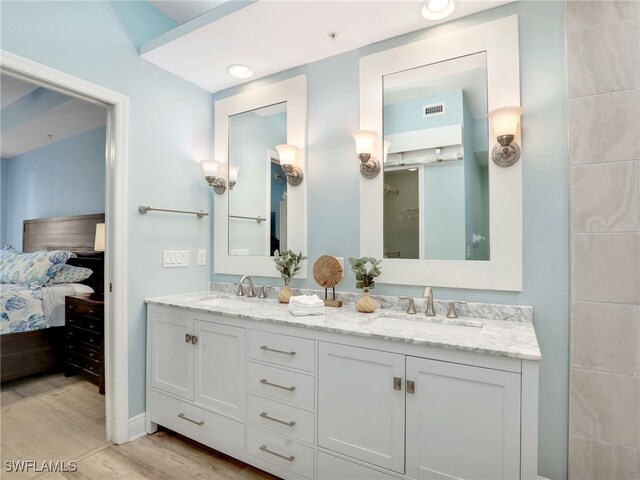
[23,213,105,295]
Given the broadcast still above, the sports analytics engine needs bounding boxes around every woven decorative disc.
[313,255,343,288]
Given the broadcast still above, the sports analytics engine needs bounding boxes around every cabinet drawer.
[247,426,314,479]
[148,390,244,453]
[67,314,103,333]
[317,451,400,480]
[67,326,101,348]
[248,330,315,373]
[67,342,100,361]
[248,362,315,409]
[248,394,314,444]
[66,303,102,320]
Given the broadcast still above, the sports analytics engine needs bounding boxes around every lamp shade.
[94,223,105,252]
[200,160,220,178]
[489,106,523,138]
[353,130,377,156]
[275,144,298,167]
[229,165,240,183]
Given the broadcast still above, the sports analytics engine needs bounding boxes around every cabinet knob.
[393,376,402,391]
[407,380,415,395]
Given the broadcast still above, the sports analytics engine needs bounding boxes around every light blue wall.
[384,90,464,135]
[1,88,71,132]
[213,3,568,478]
[3,126,107,249]
[1,0,212,423]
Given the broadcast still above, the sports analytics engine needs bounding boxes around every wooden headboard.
[23,213,105,295]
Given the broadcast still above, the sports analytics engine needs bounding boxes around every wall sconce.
[201,160,227,194]
[489,106,523,167]
[229,165,239,190]
[353,130,380,178]
[275,144,304,186]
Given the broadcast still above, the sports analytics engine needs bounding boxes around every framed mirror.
[383,52,489,262]
[359,15,521,291]
[214,75,307,277]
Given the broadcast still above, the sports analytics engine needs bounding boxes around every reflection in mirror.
[383,52,489,261]
[228,102,287,256]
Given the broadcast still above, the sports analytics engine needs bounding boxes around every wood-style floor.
[1,373,277,480]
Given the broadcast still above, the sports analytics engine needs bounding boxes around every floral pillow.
[0,250,77,287]
[46,264,93,285]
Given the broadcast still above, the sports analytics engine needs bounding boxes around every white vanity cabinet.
[146,303,539,480]
[318,343,522,479]
[147,308,247,457]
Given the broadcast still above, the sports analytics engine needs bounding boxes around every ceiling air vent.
[423,102,446,118]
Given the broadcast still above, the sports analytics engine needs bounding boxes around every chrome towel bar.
[138,204,209,219]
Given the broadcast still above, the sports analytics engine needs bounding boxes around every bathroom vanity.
[146,290,539,480]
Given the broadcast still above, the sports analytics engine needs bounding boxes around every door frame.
[0,50,130,444]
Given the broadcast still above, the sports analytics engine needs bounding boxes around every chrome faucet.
[423,287,436,316]
[236,275,256,297]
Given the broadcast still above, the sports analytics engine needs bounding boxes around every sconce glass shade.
[200,160,220,178]
[94,223,105,252]
[352,130,377,156]
[489,106,522,138]
[275,144,299,167]
[489,106,523,167]
[383,141,391,163]
[229,165,240,183]
[275,144,304,186]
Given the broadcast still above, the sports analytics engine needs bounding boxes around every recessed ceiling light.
[421,0,456,20]
[226,64,254,79]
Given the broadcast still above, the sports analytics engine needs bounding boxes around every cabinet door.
[318,342,405,474]
[150,311,194,400]
[406,357,520,479]
[194,320,246,419]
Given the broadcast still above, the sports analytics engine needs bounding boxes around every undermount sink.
[197,297,249,309]
[367,315,482,339]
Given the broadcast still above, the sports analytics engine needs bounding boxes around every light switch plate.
[197,249,206,266]
[334,256,345,277]
[163,250,189,268]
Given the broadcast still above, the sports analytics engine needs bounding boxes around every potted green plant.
[348,257,382,313]
[273,250,307,303]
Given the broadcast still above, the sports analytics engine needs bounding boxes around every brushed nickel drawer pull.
[260,378,296,391]
[393,376,402,391]
[178,413,204,425]
[260,345,296,356]
[260,411,296,427]
[259,445,295,462]
[407,380,415,395]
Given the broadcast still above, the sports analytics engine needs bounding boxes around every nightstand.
[64,294,104,395]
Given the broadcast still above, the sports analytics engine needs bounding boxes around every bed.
[1,213,104,383]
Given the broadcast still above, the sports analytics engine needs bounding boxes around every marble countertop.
[146,291,541,361]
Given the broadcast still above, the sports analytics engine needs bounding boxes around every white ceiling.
[147,0,226,24]
[1,75,38,108]
[1,74,107,158]
[141,0,513,94]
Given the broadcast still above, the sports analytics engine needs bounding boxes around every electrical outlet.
[197,249,206,266]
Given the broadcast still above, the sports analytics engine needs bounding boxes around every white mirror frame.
[214,75,307,278]
[359,15,521,291]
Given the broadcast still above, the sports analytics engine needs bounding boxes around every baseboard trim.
[128,413,147,441]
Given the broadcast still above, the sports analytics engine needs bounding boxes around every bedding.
[47,264,93,284]
[0,250,76,287]
[0,283,94,334]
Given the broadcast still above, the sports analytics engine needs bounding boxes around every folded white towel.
[289,295,324,307]
[289,295,325,316]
